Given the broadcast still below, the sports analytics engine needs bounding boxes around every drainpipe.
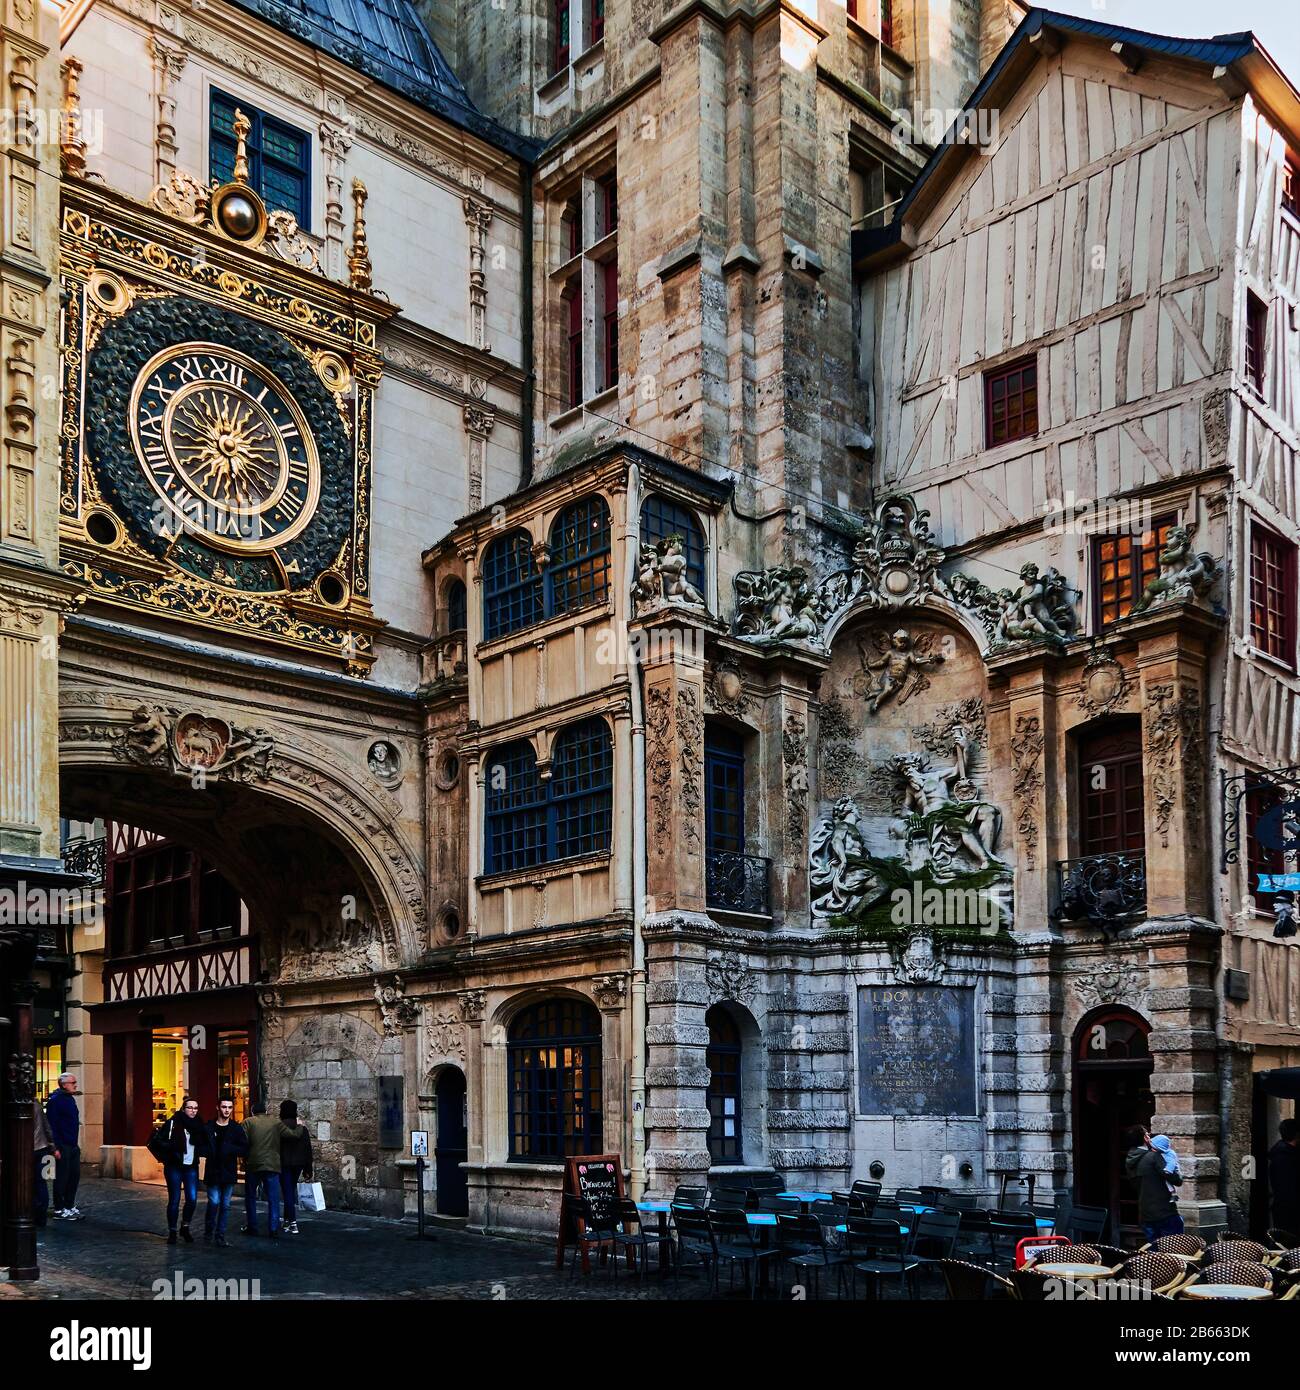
[519,162,535,489]
[625,463,647,1199]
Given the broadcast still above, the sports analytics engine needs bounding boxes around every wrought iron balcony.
[1056,851,1147,925]
[705,850,771,917]
[61,837,106,885]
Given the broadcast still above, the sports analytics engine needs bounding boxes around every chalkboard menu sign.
[554,1153,625,1271]
[857,986,977,1116]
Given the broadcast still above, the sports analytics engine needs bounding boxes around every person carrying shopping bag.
[278,1099,313,1235]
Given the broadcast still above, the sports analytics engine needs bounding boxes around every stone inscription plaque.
[857,986,977,1116]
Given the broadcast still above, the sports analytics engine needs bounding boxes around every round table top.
[1036,1262,1113,1278]
[744,1212,908,1234]
[777,1191,834,1202]
[1181,1283,1272,1300]
[636,1201,672,1213]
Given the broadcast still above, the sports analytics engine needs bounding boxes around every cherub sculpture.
[125,705,169,759]
[1130,525,1220,613]
[858,627,944,714]
[996,563,1076,643]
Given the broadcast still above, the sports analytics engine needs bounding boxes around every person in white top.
[161,1097,210,1245]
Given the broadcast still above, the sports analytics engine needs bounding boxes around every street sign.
[1257,873,1300,891]
[410,1130,428,1157]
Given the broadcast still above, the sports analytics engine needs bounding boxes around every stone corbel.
[462,196,494,353]
[148,36,188,187]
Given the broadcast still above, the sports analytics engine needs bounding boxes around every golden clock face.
[129,343,321,554]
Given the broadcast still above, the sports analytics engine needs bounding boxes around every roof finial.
[60,57,87,177]
[232,108,251,184]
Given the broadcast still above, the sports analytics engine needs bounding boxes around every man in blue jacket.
[46,1072,83,1220]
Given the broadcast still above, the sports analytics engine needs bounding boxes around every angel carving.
[856,628,944,714]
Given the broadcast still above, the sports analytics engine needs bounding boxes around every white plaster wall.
[67,10,156,203]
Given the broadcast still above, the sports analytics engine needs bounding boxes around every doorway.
[1072,1008,1154,1241]
[434,1068,468,1217]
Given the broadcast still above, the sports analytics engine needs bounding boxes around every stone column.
[643,927,711,1197]
[642,652,706,915]
[1004,937,1068,1201]
[462,197,493,354]
[1140,920,1226,1232]
[458,989,488,1229]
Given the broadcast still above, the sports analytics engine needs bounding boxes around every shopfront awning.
[88,987,256,1034]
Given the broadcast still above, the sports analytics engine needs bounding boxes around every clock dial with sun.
[81,294,354,597]
[130,344,320,553]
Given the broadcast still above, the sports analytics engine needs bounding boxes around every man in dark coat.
[203,1098,250,1247]
[1124,1125,1183,1241]
[46,1073,82,1220]
[1269,1117,1300,1237]
[278,1099,313,1235]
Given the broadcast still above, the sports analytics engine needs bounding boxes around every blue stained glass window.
[483,531,544,640]
[640,493,707,598]
[209,91,310,228]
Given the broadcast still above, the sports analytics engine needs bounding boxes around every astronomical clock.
[59,137,394,674]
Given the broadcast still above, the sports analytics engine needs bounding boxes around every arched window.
[550,719,613,860]
[548,495,611,616]
[483,531,543,640]
[508,998,603,1160]
[640,493,706,598]
[484,740,546,874]
[706,1005,743,1163]
[446,579,467,633]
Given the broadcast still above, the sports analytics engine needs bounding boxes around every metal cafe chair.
[611,1197,674,1277]
[707,1209,779,1298]
[672,1184,707,1208]
[847,1217,921,1300]
[567,1197,622,1278]
[895,1187,926,1207]
[1066,1204,1110,1245]
[917,1185,950,1206]
[758,1194,801,1215]
[671,1207,718,1288]
[850,1180,882,1200]
[938,1258,1014,1301]
[987,1209,1039,1267]
[775,1212,849,1299]
[908,1209,962,1280]
[710,1186,749,1213]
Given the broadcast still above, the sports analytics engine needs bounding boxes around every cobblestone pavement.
[1,1178,877,1302]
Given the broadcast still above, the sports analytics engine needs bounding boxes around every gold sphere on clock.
[128,342,321,554]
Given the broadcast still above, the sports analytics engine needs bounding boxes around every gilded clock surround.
[59,179,397,673]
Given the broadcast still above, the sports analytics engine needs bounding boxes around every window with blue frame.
[640,493,706,598]
[704,728,746,854]
[483,530,545,640]
[209,91,311,228]
[508,998,603,1160]
[548,496,611,616]
[484,720,612,875]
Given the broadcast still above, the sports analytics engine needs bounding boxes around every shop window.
[217,1031,251,1123]
[482,530,544,640]
[1077,724,1145,857]
[35,1045,63,1103]
[1092,515,1175,629]
[209,90,310,227]
[484,720,613,874]
[984,355,1038,447]
[508,998,603,1160]
[152,1029,186,1127]
[640,493,707,597]
[706,1005,743,1163]
[1249,522,1297,669]
[548,495,611,616]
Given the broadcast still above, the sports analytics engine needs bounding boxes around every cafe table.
[1034,1262,1112,1279]
[635,1200,674,1273]
[1180,1284,1273,1300]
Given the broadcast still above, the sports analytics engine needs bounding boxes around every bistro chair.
[746,1172,785,1196]
[1182,1260,1273,1293]
[673,1185,707,1208]
[709,1186,749,1213]
[847,1217,921,1300]
[1266,1227,1300,1250]
[1032,1243,1104,1267]
[909,1209,961,1263]
[775,1213,849,1299]
[568,1197,622,1279]
[1273,1247,1300,1272]
[941,1191,980,1210]
[946,1205,992,1262]
[758,1194,801,1215]
[850,1180,882,1200]
[1090,1278,1176,1303]
[1066,1204,1110,1245]
[938,1258,1014,1301]
[671,1207,717,1287]
[1009,1266,1063,1302]
[707,1209,778,1298]
[1276,1280,1299,1300]
[1203,1237,1269,1265]
[1118,1251,1188,1295]
[894,1187,926,1207]
[611,1197,673,1277]
[1148,1232,1205,1261]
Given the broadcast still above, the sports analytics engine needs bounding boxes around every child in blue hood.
[1150,1134,1182,1197]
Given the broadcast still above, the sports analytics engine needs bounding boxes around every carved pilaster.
[461,400,496,511]
[147,35,187,187]
[319,118,353,282]
[349,179,372,291]
[462,197,493,353]
[643,661,706,914]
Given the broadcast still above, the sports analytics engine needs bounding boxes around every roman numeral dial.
[129,343,321,554]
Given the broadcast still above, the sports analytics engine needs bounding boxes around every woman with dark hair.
[160,1097,210,1245]
[278,1099,313,1235]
